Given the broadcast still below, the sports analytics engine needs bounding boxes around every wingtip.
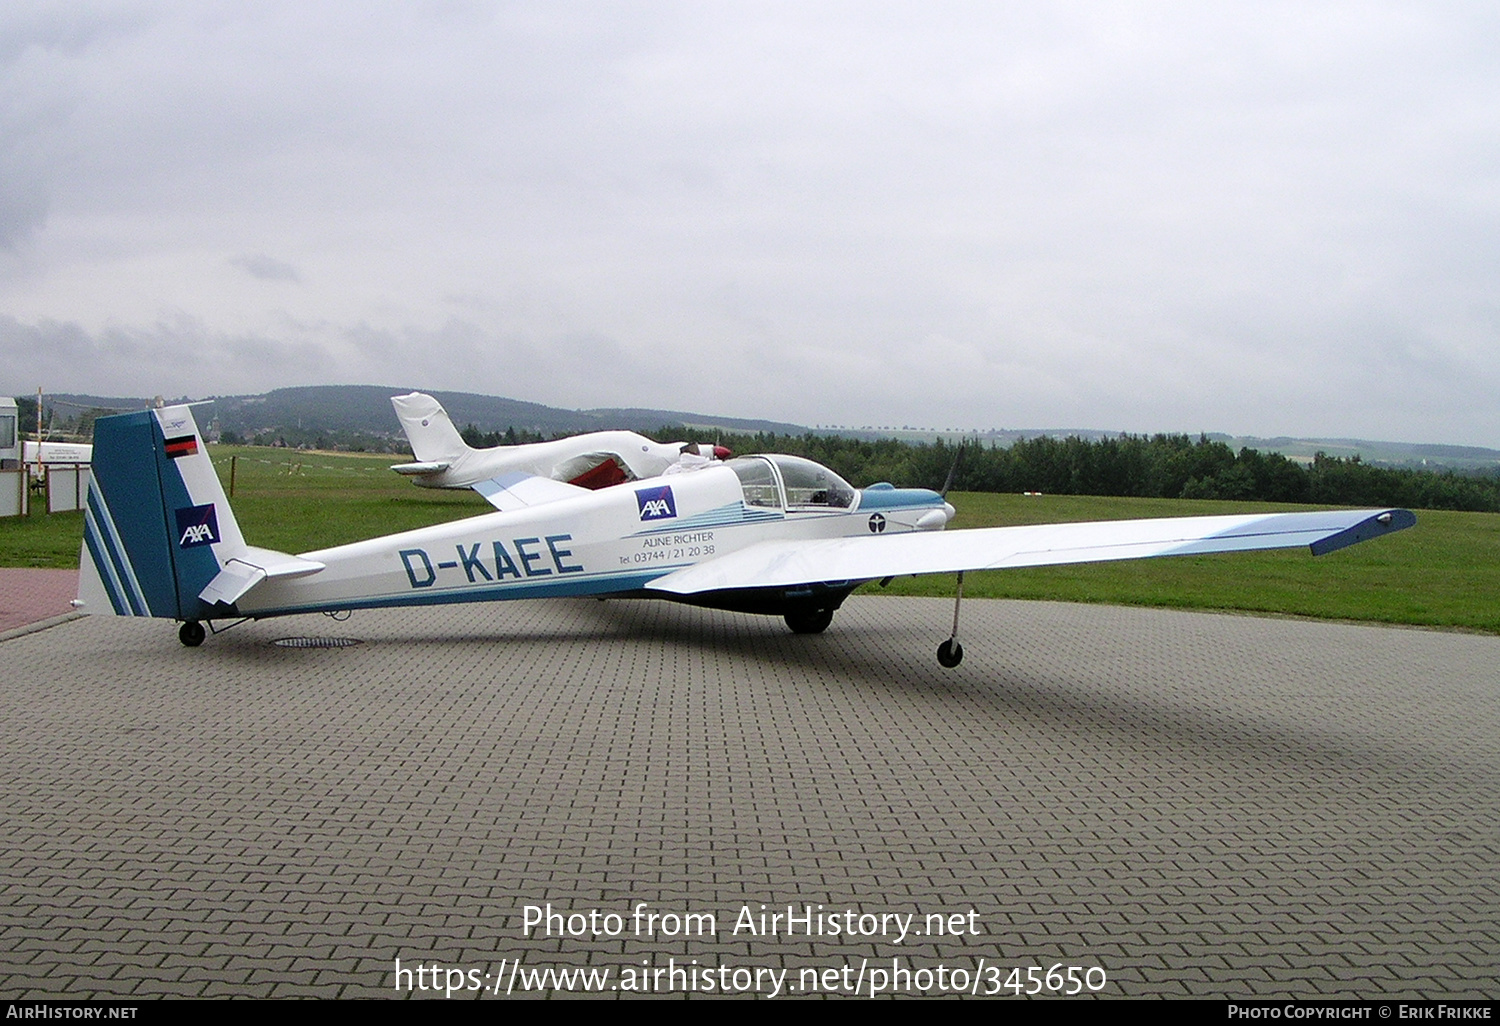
[1309,509,1416,556]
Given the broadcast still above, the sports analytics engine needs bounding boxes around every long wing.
[645,508,1415,595]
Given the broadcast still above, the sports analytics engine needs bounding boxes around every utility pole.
[34,386,43,512]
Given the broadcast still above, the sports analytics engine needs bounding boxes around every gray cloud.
[230,254,301,283]
[0,183,48,251]
[0,313,331,396]
[1,2,1498,445]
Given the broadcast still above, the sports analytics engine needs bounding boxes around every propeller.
[939,440,967,498]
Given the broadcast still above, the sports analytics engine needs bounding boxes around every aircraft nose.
[943,502,956,522]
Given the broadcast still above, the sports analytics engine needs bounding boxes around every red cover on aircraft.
[568,458,630,490]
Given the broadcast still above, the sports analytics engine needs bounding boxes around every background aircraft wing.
[473,472,590,511]
[645,508,1416,595]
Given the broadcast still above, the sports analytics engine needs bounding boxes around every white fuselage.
[411,430,693,489]
[240,463,946,616]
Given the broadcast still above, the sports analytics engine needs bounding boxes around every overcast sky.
[2,1,1497,444]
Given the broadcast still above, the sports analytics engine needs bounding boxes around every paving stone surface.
[0,569,78,633]
[1,597,1497,1000]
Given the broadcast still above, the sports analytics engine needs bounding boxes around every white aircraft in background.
[76,404,1415,666]
[389,392,730,510]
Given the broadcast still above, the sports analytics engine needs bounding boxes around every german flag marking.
[164,435,198,459]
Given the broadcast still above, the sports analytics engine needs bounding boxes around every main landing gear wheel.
[785,608,835,634]
[937,638,963,668]
[935,570,966,667]
[178,621,206,647]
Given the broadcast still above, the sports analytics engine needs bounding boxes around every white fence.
[46,464,91,514]
[0,469,27,517]
[0,464,93,517]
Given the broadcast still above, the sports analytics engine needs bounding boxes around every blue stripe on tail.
[82,492,133,615]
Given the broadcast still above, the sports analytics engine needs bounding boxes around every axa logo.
[175,503,220,548]
[636,485,677,521]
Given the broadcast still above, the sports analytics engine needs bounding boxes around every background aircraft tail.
[77,406,249,620]
[390,392,472,465]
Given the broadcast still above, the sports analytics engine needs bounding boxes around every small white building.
[0,397,24,516]
[0,397,17,468]
[0,398,94,515]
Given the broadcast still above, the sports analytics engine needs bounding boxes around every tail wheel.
[784,608,835,634]
[179,621,206,647]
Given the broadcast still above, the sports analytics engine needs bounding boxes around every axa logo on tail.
[636,485,677,521]
[175,504,219,548]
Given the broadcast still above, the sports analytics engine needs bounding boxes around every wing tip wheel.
[179,620,206,647]
[784,608,835,634]
[937,638,963,668]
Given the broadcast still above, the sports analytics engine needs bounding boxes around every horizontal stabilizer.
[646,508,1415,595]
[198,547,325,606]
[390,461,450,476]
[473,472,590,512]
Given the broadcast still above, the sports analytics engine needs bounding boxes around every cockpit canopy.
[727,455,857,510]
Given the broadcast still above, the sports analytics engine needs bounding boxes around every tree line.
[24,394,1495,512]
[707,431,1500,513]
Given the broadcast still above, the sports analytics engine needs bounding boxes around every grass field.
[3,445,1495,632]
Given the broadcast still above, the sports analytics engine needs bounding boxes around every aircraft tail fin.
[77,405,251,621]
[391,392,471,465]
